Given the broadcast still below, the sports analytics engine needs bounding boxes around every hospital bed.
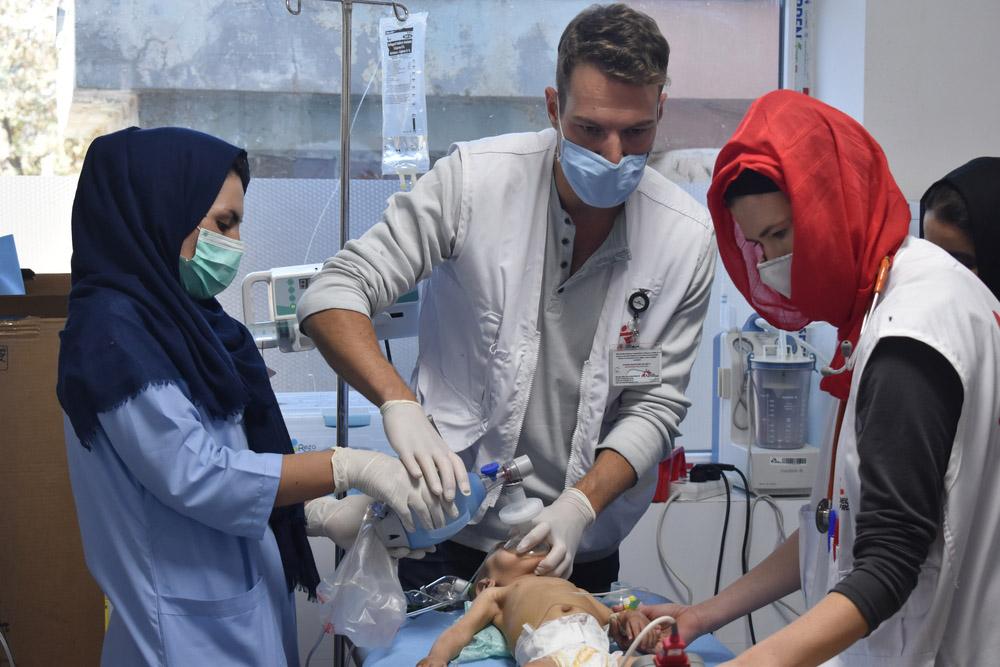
[356,591,735,666]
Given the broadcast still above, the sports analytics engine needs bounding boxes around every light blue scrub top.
[63,382,297,666]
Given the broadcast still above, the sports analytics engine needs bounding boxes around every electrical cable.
[714,472,731,598]
[303,624,330,667]
[0,625,15,667]
[655,490,693,605]
[749,494,801,620]
[731,336,753,431]
[749,494,787,548]
[700,462,760,644]
[729,467,757,645]
[745,367,757,490]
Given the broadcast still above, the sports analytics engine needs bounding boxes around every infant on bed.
[417,545,663,667]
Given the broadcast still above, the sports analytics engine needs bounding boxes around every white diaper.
[513,613,621,666]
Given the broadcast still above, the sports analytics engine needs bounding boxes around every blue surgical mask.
[556,109,649,208]
[178,227,245,299]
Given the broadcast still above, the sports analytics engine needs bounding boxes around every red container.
[652,446,687,502]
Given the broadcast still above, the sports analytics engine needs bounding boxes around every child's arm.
[610,609,664,653]
[417,588,504,667]
[581,593,658,654]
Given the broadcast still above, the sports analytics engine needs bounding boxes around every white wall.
[813,0,1000,200]
[811,0,866,122]
[865,0,1000,199]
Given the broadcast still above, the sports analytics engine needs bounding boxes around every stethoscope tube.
[813,256,893,535]
[815,400,847,534]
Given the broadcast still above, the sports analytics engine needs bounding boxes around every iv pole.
[285,2,410,666]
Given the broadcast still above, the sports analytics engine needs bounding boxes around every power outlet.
[673,478,728,501]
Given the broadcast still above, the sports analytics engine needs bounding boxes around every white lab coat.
[800,237,1000,665]
[301,128,717,558]
[415,129,716,556]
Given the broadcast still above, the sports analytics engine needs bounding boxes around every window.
[3,0,781,450]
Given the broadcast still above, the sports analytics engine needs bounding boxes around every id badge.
[610,347,661,387]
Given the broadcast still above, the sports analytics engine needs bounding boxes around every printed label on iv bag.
[380,12,429,176]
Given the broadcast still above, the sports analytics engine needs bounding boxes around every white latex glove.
[516,488,596,579]
[304,494,434,560]
[329,447,446,531]
[380,400,471,506]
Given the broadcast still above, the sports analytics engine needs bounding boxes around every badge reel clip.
[626,289,650,348]
[611,289,660,387]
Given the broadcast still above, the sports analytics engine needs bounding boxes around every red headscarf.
[707,90,911,399]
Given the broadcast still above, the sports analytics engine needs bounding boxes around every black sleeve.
[830,337,962,634]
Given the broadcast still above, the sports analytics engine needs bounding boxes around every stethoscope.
[814,256,892,535]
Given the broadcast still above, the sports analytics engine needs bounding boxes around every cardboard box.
[0,273,72,319]
[0,274,104,666]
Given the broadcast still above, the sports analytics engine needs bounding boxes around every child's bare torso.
[493,575,609,649]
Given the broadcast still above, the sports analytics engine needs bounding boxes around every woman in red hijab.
[641,91,1000,665]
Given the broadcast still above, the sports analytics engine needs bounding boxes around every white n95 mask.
[757,253,793,298]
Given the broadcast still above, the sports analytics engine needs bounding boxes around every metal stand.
[285,2,410,665]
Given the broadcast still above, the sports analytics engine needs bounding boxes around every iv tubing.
[0,626,15,667]
[623,615,676,662]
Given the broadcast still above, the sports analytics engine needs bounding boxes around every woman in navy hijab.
[57,127,443,665]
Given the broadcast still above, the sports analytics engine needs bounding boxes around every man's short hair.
[556,3,670,108]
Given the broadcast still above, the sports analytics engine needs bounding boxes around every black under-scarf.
[57,126,319,598]
[920,157,1000,300]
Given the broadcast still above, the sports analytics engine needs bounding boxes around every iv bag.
[380,11,429,179]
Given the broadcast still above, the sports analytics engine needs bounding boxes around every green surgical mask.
[178,227,245,299]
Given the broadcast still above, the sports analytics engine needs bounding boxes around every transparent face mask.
[502,536,550,555]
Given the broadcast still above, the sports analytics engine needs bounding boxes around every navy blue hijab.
[57,127,319,598]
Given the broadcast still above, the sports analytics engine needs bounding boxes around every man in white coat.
[298,3,716,593]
